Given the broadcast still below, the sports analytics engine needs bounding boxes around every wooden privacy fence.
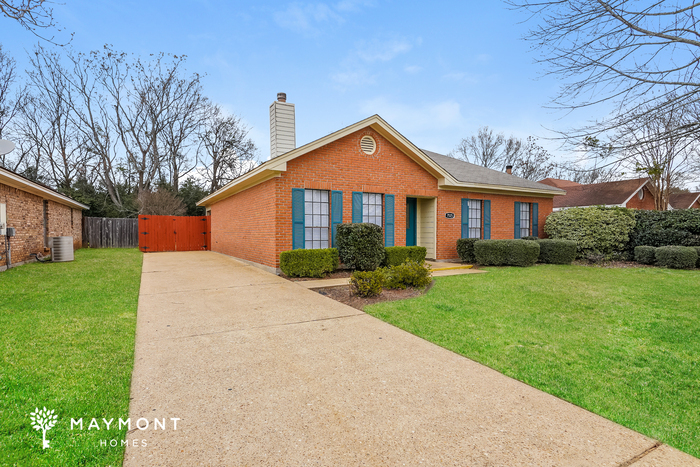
[83,217,139,248]
[138,215,211,252]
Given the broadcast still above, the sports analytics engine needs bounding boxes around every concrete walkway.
[125,251,699,466]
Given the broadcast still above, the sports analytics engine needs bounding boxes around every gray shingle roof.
[421,150,565,194]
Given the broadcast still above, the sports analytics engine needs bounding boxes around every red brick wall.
[625,185,656,210]
[210,178,277,269]
[0,182,82,267]
[692,200,700,209]
[210,126,558,269]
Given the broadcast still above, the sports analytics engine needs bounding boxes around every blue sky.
[1,0,599,162]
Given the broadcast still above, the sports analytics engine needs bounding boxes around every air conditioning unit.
[51,236,74,262]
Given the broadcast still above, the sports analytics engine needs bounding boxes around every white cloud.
[273,3,343,34]
[331,70,376,87]
[356,38,413,63]
[404,65,422,74]
[359,97,465,133]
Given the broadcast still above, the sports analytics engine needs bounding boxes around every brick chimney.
[270,93,295,158]
[506,165,513,175]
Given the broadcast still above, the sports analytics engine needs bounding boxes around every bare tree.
[1,0,70,44]
[451,126,522,169]
[199,105,258,192]
[508,1,700,146]
[616,97,700,210]
[505,136,560,180]
[0,44,26,161]
[137,188,186,216]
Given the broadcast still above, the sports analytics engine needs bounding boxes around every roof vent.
[360,135,376,155]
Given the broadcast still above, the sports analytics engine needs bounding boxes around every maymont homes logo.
[29,407,58,449]
[28,407,181,449]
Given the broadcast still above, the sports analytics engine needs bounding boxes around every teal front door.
[406,197,417,246]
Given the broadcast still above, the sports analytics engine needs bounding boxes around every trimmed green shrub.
[536,239,577,264]
[634,246,657,265]
[655,246,698,270]
[522,236,539,241]
[383,260,433,289]
[280,248,339,278]
[628,209,700,253]
[383,246,427,267]
[474,239,540,267]
[694,247,700,268]
[350,270,384,297]
[456,238,479,263]
[544,206,636,259]
[336,223,385,271]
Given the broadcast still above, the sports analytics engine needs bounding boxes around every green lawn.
[0,248,142,466]
[366,265,700,458]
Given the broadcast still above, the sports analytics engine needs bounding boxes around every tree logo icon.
[29,407,58,449]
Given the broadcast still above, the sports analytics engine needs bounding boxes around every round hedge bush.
[654,246,698,270]
[536,239,577,264]
[456,238,479,263]
[634,246,657,265]
[336,223,385,271]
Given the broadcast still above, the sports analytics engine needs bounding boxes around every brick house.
[198,94,565,273]
[669,192,700,210]
[538,178,656,211]
[0,166,87,271]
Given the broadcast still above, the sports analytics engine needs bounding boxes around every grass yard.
[366,265,700,458]
[0,248,142,466]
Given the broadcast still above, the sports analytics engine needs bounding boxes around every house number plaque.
[445,212,455,219]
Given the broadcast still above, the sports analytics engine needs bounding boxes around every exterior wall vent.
[51,236,74,262]
[270,93,296,158]
[360,135,376,155]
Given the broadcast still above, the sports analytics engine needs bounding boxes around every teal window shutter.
[292,188,305,249]
[352,191,363,223]
[532,202,539,237]
[384,194,395,247]
[461,198,469,238]
[514,201,521,239]
[483,200,491,239]
[331,190,343,247]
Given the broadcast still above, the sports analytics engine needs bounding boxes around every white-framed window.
[520,202,531,238]
[305,189,329,249]
[362,192,382,226]
[468,199,482,239]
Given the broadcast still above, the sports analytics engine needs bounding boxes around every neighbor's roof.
[548,178,648,209]
[669,192,700,209]
[0,166,89,210]
[197,115,564,206]
[421,150,564,194]
[538,178,583,189]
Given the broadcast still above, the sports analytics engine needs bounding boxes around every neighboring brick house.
[0,166,87,271]
[198,94,565,273]
[669,192,700,210]
[538,178,656,211]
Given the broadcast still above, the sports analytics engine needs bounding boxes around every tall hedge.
[544,206,636,259]
[456,238,479,263]
[336,223,385,271]
[628,209,700,252]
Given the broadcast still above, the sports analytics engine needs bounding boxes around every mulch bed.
[315,282,433,311]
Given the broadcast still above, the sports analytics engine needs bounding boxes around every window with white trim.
[362,192,382,227]
[520,202,531,238]
[468,199,482,239]
[305,189,329,249]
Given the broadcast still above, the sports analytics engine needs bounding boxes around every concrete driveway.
[125,251,699,466]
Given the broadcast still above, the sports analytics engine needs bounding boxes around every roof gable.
[198,115,564,206]
[669,192,700,209]
[553,178,648,208]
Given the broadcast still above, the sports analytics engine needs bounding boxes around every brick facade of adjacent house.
[211,127,554,271]
[0,181,82,270]
[624,185,656,210]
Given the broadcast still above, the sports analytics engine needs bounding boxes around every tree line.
[0,43,258,217]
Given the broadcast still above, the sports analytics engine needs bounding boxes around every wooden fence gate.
[83,217,139,248]
[138,215,211,252]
